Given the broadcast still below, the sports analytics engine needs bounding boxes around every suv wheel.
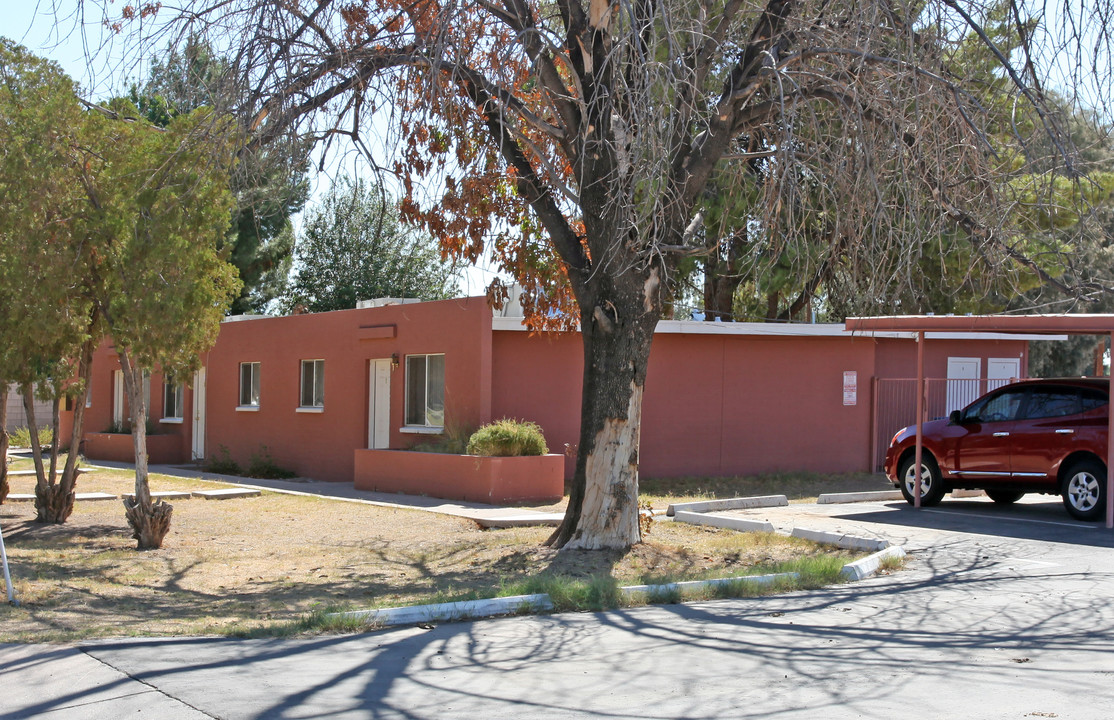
[1061,459,1107,522]
[898,453,946,507]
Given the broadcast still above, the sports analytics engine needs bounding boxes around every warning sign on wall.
[843,371,857,406]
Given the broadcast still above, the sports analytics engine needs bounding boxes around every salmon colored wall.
[201,297,493,482]
[645,334,877,476]
[490,331,583,476]
[79,343,190,463]
[873,337,1028,379]
[491,330,878,479]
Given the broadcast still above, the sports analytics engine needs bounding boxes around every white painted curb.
[75,492,117,502]
[840,546,907,581]
[192,489,262,500]
[674,511,776,534]
[328,574,801,628]
[817,491,903,504]
[667,495,787,516]
[790,527,889,551]
[621,572,798,598]
[330,593,555,626]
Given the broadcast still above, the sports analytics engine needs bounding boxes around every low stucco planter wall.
[83,432,185,465]
[354,449,564,504]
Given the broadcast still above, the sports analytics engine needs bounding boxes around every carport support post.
[1108,333,1113,529]
[914,331,925,509]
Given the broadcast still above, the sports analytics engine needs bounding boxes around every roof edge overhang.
[846,314,1114,336]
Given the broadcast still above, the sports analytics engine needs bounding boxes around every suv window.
[964,389,1023,423]
[1022,389,1083,419]
[1081,388,1108,412]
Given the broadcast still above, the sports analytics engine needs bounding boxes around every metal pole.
[0,518,16,605]
[914,331,925,509]
[1107,333,1113,529]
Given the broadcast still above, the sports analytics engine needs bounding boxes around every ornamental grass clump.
[466,419,548,457]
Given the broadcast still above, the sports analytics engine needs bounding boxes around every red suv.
[884,378,1109,521]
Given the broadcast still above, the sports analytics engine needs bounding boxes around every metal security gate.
[872,377,1006,471]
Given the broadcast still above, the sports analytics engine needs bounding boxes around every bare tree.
[93,0,1114,549]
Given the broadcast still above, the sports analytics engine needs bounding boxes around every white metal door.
[987,357,1021,390]
[112,370,125,426]
[368,359,391,449]
[945,357,981,413]
[192,368,206,460]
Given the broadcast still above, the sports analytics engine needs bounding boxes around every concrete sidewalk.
[80,458,565,529]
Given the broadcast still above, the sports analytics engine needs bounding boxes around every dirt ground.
[0,467,860,642]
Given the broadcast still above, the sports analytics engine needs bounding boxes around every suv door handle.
[1055,429,1075,434]
[993,432,1010,437]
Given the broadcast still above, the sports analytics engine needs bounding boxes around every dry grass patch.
[641,471,892,507]
[0,468,860,643]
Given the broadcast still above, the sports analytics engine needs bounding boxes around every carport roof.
[846,314,1114,335]
[846,312,1114,529]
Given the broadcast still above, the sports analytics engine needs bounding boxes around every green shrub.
[246,446,297,479]
[204,445,242,475]
[466,419,548,457]
[8,426,53,448]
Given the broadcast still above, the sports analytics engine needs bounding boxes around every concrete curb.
[674,510,775,534]
[192,489,261,500]
[620,572,798,598]
[817,490,903,504]
[328,573,801,628]
[790,527,890,552]
[840,546,907,581]
[330,593,555,626]
[667,495,788,516]
[4,494,34,502]
[122,491,193,501]
[75,492,117,502]
[473,514,564,529]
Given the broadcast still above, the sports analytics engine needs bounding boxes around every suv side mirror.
[949,410,963,425]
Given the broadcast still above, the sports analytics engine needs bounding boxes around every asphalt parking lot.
[722,493,1114,551]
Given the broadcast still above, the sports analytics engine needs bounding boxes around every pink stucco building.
[70,296,1043,498]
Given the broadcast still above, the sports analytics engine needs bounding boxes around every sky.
[6,2,507,300]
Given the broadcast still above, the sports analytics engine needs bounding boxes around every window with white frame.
[299,359,325,409]
[239,362,261,408]
[162,380,184,421]
[405,354,445,427]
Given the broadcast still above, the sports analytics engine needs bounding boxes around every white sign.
[843,371,857,406]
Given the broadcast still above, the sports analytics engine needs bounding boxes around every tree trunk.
[0,385,8,504]
[548,268,662,550]
[117,350,173,550]
[25,386,74,523]
[703,228,747,321]
[56,335,97,509]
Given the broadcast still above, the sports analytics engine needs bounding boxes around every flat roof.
[847,314,1114,335]
[493,316,1063,341]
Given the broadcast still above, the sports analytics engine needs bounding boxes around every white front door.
[192,368,207,460]
[112,370,125,426]
[987,357,1021,391]
[946,357,981,414]
[368,359,391,449]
